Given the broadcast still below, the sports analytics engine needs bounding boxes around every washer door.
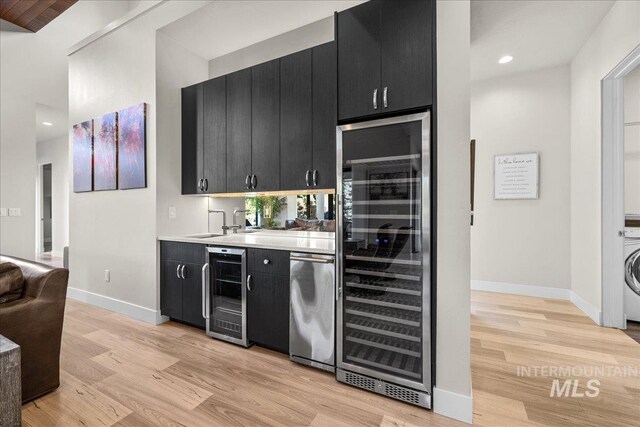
[626,248,640,297]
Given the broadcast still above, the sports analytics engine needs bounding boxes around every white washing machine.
[624,227,640,322]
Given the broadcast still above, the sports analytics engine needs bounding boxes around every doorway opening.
[601,44,640,329]
[40,163,53,253]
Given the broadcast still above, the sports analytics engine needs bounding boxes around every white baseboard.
[66,287,166,325]
[433,386,473,424]
[471,280,602,325]
[570,291,602,325]
[471,280,571,300]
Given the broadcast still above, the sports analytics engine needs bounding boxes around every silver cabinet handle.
[201,263,209,319]
[251,174,257,189]
[203,178,208,192]
[180,265,186,279]
[176,264,182,279]
[305,170,311,187]
[383,86,388,108]
[290,256,334,264]
[313,170,318,187]
[247,274,252,291]
[198,179,203,191]
[373,88,378,110]
[245,175,251,189]
[263,259,270,265]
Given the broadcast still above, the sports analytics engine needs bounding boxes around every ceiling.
[0,0,77,32]
[471,0,614,81]
[159,1,363,61]
[36,104,67,143]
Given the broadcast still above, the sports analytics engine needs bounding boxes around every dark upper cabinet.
[251,59,280,192]
[202,77,227,194]
[337,0,434,122]
[312,42,337,189]
[380,0,433,114]
[181,83,204,194]
[226,68,253,193]
[280,50,313,191]
[337,0,381,122]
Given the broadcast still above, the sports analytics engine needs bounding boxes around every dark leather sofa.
[0,255,69,403]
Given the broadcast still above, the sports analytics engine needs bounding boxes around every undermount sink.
[186,233,222,239]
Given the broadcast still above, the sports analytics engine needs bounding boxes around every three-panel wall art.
[73,103,147,193]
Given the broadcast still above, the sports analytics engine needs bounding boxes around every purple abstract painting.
[118,103,146,190]
[94,112,118,191]
[73,120,93,193]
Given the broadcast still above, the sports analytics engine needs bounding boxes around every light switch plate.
[168,206,176,219]
[0,208,7,217]
[8,208,21,217]
[104,270,110,282]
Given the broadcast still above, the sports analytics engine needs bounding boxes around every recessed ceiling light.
[498,55,513,64]
[42,121,53,126]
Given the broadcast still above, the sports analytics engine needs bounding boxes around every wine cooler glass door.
[338,112,430,391]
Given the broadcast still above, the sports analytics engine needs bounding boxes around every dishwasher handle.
[290,255,334,264]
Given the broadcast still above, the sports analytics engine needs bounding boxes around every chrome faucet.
[232,209,249,233]
[208,209,230,235]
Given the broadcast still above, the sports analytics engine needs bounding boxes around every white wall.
[0,1,131,260]
[624,66,640,216]
[36,135,69,254]
[471,65,571,289]
[68,1,209,320]
[155,31,209,238]
[570,0,640,310]
[208,16,333,78]
[434,0,472,423]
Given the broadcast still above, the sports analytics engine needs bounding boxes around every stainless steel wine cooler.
[336,112,432,409]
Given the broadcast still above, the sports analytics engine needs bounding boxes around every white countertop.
[158,230,336,255]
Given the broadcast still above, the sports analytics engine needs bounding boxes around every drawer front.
[249,248,290,275]
[161,241,207,265]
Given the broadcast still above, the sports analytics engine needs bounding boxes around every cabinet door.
[380,0,434,113]
[312,42,337,189]
[280,50,313,191]
[203,77,227,194]
[337,0,381,122]
[180,262,206,329]
[247,272,290,353]
[161,260,183,319]
[226,69,253,193]
[251,59,281,191]
[181,83,204,194]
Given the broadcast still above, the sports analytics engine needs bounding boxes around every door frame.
[601,44,640,328]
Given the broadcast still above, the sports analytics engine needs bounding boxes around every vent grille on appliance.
[384,383,420,405]
[344,372,376,391]
[215,319,240,333]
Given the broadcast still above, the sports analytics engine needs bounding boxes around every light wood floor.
[21,291,640,426]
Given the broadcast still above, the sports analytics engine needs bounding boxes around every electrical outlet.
[8,208,21,217]
[104,270,110,282]
[168,206,176,219]
[0,208,7,217]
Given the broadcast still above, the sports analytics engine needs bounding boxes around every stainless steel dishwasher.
[289,252,336,372]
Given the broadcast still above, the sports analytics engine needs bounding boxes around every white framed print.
[494,152,539,200]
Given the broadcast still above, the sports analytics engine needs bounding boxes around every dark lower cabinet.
[247,248,290,354]
[180,262,206,329]
[160,242,207,329]
[161,260,183,319]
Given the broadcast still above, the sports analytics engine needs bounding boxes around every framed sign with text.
[494,152,539,200]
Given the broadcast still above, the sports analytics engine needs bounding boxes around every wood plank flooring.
[624,321,640,344]
[21,291,640,426]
